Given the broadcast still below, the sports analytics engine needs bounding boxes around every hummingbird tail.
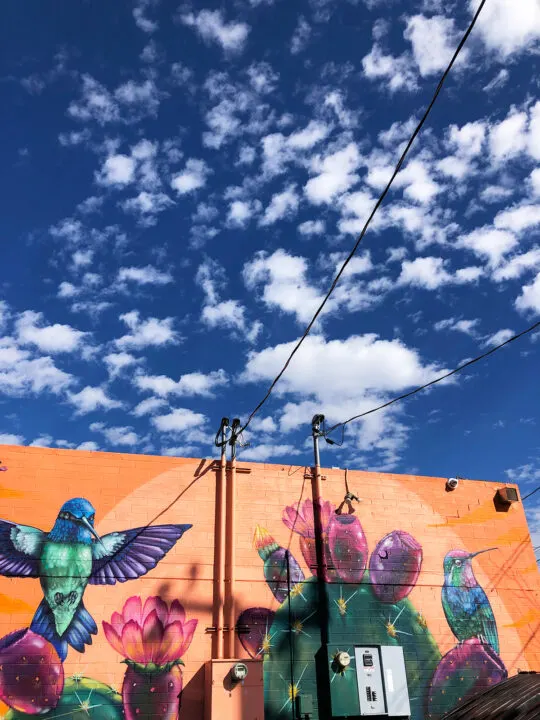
[30,599,97,662]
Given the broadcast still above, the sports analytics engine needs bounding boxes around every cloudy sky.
[2,0,540,527]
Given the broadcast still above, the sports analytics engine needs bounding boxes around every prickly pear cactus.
[5,678,123,720]
[263,577,441,720]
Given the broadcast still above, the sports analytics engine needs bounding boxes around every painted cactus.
[237,607,275,658]
[426,638,507,719]
[369,530,423,603]
[103,596,197,720]
[0,628,64,714]
[253,525,305,602]
[282,499,339,581]
[5,678,123,720]
[327,513,369,583]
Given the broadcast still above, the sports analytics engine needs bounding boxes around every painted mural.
[0,497,196,719]
[244,497,508,720]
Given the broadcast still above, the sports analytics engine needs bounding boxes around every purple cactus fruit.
[369,530,423,603]
[0,628,64,714]
[426,638,507,719]
[327,513,368,583]
[237,608,276,658]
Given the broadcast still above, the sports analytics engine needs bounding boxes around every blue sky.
[1,0,540,530]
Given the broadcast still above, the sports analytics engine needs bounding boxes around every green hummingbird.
[441,548,499,654]
[0,497,191,660]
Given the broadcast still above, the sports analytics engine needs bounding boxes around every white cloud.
[394,160,440,204]
[479,185,513,204]
[470,0,540,58]
[529,101,540,161]
[16,311,87,354]
[243,249,323,323]
[305,143,360,205]
[530,169,540,197]
[133,0,158,33]
[516,271,540,314]
[90,422,140,447]
[493,248,540,282]
[404,14,465,77]
[58,282,79,299]
[135,369,227,397]
[483,68,510,93]
[489,110,528,161]
[97,154,136,186]
[459,227,517,266]
[362,44,417,92]
[171,159,209,194]
[180,10,250,53]
[298,219,325,236]
[77,441,100,451]
[68,386,123,415]
[73,249,93,268]
[434,317,480,336]
[121,192,174,220]
[288,121,330,150]
[152,407,207,434]
[132,397,167,417]
[227,200,256,227]
[483,328,515,347]
[104,352,140,378]
[117,265,173,286]
[68,75,119,124]
[448,121,487,157]
[398,257,481,290]
[239,444,302,461]
[494,203,540,233]
[29,435,54,448]
[0,433,24,445]
[290,16,311,54]
[115,311,179,349]
[437,156,469,180]
[0,341,73,397]
[260,184,299,226]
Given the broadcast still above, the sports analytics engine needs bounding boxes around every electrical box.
[354,646,410,717]
[355,647,386,715]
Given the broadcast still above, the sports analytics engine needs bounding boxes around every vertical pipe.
[286,550,295,720]
[214,447,227,659]
[312,433,329,647]
[225,454,237,658]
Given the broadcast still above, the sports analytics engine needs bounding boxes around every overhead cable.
[238,0,489,434]
[325,320,540,435]
[522,485,540,503]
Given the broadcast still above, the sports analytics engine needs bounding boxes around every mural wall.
[0,445,539,720]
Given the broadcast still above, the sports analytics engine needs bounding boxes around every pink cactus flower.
[103,596,197,666]
[282,498,334,538]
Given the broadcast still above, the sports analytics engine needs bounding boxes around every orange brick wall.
[0,445,539,720]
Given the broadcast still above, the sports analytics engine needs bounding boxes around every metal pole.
[311,415,329,649]
[286,549,295,720]
[214,420,228,660]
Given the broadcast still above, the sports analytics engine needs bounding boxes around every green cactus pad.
[264,577,441,720]
[6,678,123,720]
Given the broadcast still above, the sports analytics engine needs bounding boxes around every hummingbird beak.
[470,547,498,558]
[80,516,103,544]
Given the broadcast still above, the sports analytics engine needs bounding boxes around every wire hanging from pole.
[324,319,540,436]
[237,0,489,435]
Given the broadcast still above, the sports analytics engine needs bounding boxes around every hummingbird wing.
[89,523,192,585]
[471,585,500,654]
[0,519,45,577]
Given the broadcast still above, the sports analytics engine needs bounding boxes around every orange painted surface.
[0,445,538,719]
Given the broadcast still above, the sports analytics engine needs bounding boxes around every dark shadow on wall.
[179,662,206,719]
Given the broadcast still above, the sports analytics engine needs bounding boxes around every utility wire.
[325,320,540,434]
[238,0,488,435]
[522,485,540,502]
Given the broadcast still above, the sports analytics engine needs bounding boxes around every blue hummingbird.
[441,548,499,654]
[0,497,191,661]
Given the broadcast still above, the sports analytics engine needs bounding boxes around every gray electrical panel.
[381,646,410,717]
[355,647,386,715]
[354,645,410,717]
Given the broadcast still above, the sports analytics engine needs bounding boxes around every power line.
[325,320,540,434]
[522,485,540,502]
[238,0,488,435]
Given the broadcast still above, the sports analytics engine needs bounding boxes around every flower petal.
[156,621,185,664]
[122,596,143,625]
[178,618,198,656]
[143,596,168,625]
[142,610,165,664]
[103,622,126,657]
[121,619,146,663]
[110,611,124,635]
[167,599,186,626]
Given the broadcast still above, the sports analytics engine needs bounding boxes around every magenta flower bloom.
[103,596,197,666]
[282,498,334,538]
[104,597,197,720]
